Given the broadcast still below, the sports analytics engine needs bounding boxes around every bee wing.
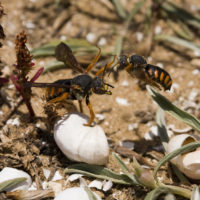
[24,81,75,89]
[55,42,85,73]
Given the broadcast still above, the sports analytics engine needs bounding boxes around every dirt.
[0,0,200,199]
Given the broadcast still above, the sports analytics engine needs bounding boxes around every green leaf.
[147,86,200,133]
[0,177,27,192]
[191,186,200,200]
[153,141,200,182]
[113,36,124,57]
[31,39,98,58]
[145,184,192,199]
[43,60,65,73]
[144,186,170,200]
[154,34,200,54]
[84,187,99,200]
[162,1,200,28]
[64,163,133,185]
[164,185,191,199]
[156,108,169,150]
[112,0,127,19]
[113,153,140,185]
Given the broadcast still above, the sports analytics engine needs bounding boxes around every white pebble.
[115,97,129,106]
[128,123,138,131]
[102,180,113,191]
[39,61,45,66]
[52,171,63,181]
[121,80,129,86]
[86,33,96,43]
[98,37,107,46]
[193,51,200,57]
[136,32,143,42]
[96,114,105,121]
[154,26,162,34]
[26,21,35,29]
[147,56,152,62]
[66,174,83,185]
[188,81,194,87]
[42,168,51,180]
[60,35,67,41]
[54,187,102,200]
[89,180,103,190]
[8,84,14,89]
[156,63,163,68]
[192,69,199,75]
[28,181,37,191]
[188,90,198,101]
[6,118,20,126]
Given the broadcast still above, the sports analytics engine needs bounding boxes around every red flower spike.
[11,31,43,119]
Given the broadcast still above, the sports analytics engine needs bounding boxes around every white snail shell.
[0,167,32,191]
[54,187,102,200]
[54,112,109,165]
[167,134,200,180]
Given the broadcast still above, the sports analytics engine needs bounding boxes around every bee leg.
[95,55,116,76]
[78,100,83,113]
[84,95,95,127]
[47,92,69,103]
[125,63,133,72]
[86,46,101,73]
[145,74,161,90]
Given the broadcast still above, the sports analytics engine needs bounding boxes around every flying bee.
[114,54,172,91]
[25,42,115,126]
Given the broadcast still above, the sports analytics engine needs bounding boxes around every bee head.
[91,77,114,95]
[118,55,129,69]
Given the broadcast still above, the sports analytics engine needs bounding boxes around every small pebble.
[154,26,162,34]
[89,180,103,190]
[6,118,20,126]
[51,171,63,181]
[192,69,199,75]
[86,33,96,43]
[98,37,107,46]
[136,32,143,42]
[115,97,129,106]
[121,80,129,86]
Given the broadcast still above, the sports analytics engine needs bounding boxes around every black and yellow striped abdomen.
[145,64,172,91]
[45,79,71,102]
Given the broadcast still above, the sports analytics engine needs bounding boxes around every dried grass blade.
[6,189,54,200]
[154,34,200,53]
[162,1,200,28]
[112,0,127,19]
[126,0,146,26]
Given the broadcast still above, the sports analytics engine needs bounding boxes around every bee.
[115,54,172,91]
[25,42,115,126]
